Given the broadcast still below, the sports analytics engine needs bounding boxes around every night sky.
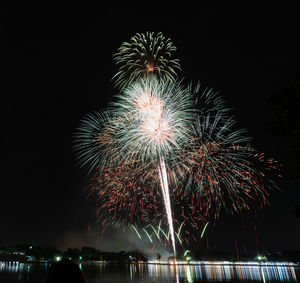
[1,3,299,256]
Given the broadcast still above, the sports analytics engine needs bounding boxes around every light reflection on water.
[0,261,299,282]
[147,262,298,282]
[0,261,49,282]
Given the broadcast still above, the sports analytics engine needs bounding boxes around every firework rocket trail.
[158,154,176,255]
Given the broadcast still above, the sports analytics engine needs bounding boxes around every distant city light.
[256,255,267,261]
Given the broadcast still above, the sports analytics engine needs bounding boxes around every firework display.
[74,32,280,254]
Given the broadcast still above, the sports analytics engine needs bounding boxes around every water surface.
[0,261,299,282]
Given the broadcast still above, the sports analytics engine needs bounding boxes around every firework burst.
[74,76,194,171]
[87,161,208,246]
[112,75,195,163]
[180,85,281,219]
[112,31,181,89]
[73,109,118,174]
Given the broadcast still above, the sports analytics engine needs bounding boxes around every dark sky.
[1,3,299,256]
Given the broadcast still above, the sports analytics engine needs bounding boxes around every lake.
[0,261,299,282]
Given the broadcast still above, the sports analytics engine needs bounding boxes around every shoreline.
[2,260,299,267]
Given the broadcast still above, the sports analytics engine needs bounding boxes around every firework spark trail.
[158,154,176,255]
[201,222,209,238]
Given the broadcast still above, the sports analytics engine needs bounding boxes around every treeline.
[1,244,300,263]
[0,244,147,263]
[188,250,300,262]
